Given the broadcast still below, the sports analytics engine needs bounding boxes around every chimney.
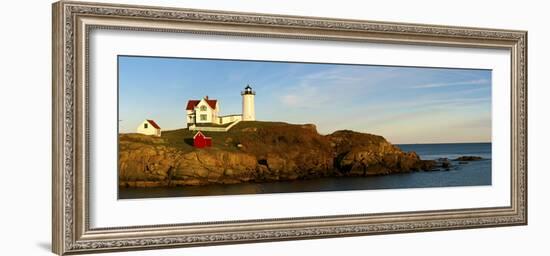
[205,95,209,100]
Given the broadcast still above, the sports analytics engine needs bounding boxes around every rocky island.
[119,121,472,188]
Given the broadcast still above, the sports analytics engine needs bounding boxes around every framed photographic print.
[52,1,527,255]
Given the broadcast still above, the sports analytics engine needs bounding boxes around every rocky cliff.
[119,121,434,188]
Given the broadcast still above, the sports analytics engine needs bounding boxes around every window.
[200,114,207,121]
[144,123,148,129]
[200,105,207,111]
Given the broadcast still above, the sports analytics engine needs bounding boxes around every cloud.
[281,94,300,106]
[277,66,397,108]
[279,83,330,108]
[410,79,490,89]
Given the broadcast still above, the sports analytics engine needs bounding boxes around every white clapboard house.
[136,119,161,137]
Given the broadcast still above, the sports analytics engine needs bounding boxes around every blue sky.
[119,56,491,144]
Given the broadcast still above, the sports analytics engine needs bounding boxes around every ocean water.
[397,143,492,161]
[119,143,492,199]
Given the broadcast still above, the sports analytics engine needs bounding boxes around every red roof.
[186,100,200,110]
[146,119,161,129]
[186,99,217,110]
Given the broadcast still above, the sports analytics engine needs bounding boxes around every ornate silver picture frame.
[52,1,527,255]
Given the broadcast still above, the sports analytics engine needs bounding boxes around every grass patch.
[121,121,316,154]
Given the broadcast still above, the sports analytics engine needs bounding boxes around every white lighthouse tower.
[241,84,256,121]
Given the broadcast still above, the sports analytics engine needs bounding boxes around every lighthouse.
[241,84,256,121]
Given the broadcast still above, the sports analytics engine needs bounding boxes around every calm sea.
[119,142,492,199]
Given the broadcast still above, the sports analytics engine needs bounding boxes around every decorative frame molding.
[52,1,527,255]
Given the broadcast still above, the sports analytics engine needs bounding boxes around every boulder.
[454,156,483,161]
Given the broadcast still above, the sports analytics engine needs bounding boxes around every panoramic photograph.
[117,55,492,199]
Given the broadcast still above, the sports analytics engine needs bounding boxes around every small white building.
[136,119,161,137]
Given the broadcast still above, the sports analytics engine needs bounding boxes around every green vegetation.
[121,121,300,153]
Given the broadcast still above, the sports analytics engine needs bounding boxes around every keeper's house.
[186,96,220,125]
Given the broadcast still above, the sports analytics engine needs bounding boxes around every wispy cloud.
[279,83,330,108]
[277,66,397,108]
[410,79,490,89]
[365,96,491,112]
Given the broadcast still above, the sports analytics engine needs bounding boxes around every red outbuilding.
[193,131,212,148]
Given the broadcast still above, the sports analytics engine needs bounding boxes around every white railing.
[188,120,241,132]
[218,115,243,125]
